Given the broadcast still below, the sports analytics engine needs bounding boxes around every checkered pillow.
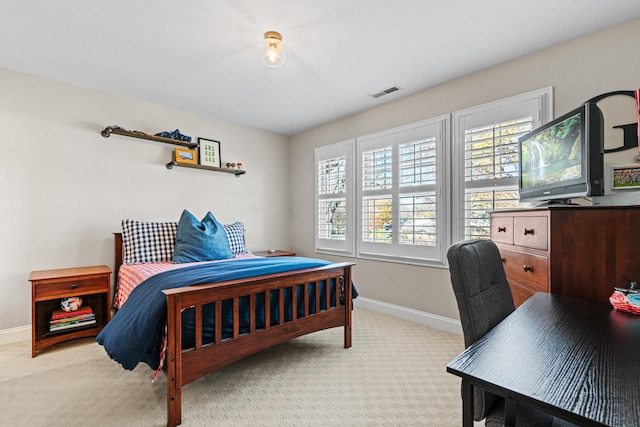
[223,222,247,255]
[121,219,178,264]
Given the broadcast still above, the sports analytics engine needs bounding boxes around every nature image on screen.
[520,113,582,189]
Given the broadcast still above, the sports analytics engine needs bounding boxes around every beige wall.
[0,68,290,331]
[2,17,639,336]
[289,17,640,320]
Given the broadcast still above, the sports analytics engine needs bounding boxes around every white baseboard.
[0,325,30,346]
[354,297,462,335]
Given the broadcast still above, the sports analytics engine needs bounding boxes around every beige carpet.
[0,308,466,426]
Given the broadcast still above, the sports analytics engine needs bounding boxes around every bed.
[97,214,355,427]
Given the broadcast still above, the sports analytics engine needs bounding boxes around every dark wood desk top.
[447,292,640,426]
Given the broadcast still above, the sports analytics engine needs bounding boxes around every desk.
[447,293,640,426]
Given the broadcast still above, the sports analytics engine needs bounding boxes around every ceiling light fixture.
[260,31,287,68]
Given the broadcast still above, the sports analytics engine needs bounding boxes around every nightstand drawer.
[34,277,108,300]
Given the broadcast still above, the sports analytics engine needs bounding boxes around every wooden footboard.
[113,232,353,426]
[162,263,354,427]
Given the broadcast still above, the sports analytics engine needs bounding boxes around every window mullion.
[392,141,399,247]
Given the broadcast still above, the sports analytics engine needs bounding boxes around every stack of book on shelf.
[49,306,96,332]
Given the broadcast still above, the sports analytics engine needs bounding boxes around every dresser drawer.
[513,216,548,250]
[34,277,108,300]
[500,248,549,293]
[490,216,513,244]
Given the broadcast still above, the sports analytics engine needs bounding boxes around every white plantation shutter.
[357,116,448,263]
[314,88,553,267]
[398,137,438,247]
[452,88,553,242]
[317,157,346,239]
[315,139,355,255]
[464,120,524,184]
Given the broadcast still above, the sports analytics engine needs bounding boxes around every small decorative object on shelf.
[60,296,83,312]
[174,147,198,165]
[155,128,192,142]
[224,162,243,170]
[198,138,221,168]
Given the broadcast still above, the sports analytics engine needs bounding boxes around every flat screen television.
[518,102,604,205]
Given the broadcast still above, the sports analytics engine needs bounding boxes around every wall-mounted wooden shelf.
[101,125,245,177]
[165,160,246,176]
[101,126,198,149]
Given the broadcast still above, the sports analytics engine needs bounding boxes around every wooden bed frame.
[113,233,354,427]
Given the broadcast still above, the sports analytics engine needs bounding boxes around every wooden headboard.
[114,232,123,280]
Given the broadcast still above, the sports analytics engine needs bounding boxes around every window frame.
[451,87,553,244]
[313,87,554,267]
[314,138,356,257]
[356,116,449,266]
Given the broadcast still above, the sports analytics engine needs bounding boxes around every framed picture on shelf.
[611,164,640,190]
[174,147,197,165]
[198,138,221,168]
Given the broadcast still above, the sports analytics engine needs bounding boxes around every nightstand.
[253,250,297,257]
[28,265,111,357]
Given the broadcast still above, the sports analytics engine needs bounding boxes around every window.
[315,139,355,256]
[314,87,553,266]
[357,116,448,264]
[452,88,553,242]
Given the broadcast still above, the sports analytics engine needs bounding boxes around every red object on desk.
[610,289,640,315]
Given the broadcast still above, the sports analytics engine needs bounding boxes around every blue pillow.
[173,210,233,263]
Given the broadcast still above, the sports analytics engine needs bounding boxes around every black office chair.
[447,239,576,427]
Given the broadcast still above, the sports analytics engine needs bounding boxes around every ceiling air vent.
[370,85,401,99]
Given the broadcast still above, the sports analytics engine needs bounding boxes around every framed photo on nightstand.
[198,138,221,168]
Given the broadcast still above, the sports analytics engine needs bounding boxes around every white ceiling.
[3,1,640,136]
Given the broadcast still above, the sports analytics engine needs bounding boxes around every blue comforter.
[96,257,357,371]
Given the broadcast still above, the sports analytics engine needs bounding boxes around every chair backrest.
[447,239,516,421]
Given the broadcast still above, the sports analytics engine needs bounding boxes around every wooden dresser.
[490,205,640,306]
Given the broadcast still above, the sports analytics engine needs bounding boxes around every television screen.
[520,111,582,190]
[518,102,603,205]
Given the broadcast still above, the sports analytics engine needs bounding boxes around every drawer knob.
[523,265,533,273]
[70,284,78,289]
[523,228,535,236]
[498,227,506,233]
